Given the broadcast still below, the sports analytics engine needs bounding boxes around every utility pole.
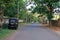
[17,1,20,19]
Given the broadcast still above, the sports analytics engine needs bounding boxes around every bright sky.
[26,3,36,9]
[23,0,26,2]
[23,0,29,2]
[23,0,36,10]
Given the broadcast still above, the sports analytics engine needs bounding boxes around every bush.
[2,23,8,29]
[51,20,58,26]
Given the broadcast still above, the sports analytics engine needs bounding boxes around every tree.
[0,0,5,30]
[33,0,60,25]
[0,0,25,30]
[4,0,25,17]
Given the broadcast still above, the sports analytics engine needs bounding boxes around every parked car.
[8,18,18,29]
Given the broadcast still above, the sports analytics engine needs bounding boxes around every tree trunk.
[0,7,4,31]
[46,3,53,27]
[49,20,51,27]
[0,19,2,31]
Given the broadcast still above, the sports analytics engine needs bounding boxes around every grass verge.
[0,29,15,40]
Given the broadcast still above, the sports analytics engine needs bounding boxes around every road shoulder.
[42,24,60,36]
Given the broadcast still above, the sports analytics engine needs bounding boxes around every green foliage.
[34,0,59,3]
[33,17,38,22]
[33,0,60,20]
[0,0,25,17]
[4,4,17,17]
[32,5,48,14]
[47,13,53,20]
[0,29,14,40]
[19,10,27,19]
[2,23,8,29]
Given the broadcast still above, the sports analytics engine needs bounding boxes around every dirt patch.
[41,24,60,31]
[5,30,19,40]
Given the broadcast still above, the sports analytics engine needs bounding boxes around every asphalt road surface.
[6,23,60,40]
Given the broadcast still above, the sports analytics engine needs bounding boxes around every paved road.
[6,23,60,40]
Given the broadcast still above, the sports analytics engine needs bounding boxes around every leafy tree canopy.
[0,0,25,17]
[32,0,60,20]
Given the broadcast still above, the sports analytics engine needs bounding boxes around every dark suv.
[8,18,18,29]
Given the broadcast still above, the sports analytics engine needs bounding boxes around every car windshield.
[9,18,18,23]
[10,20,16,23]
